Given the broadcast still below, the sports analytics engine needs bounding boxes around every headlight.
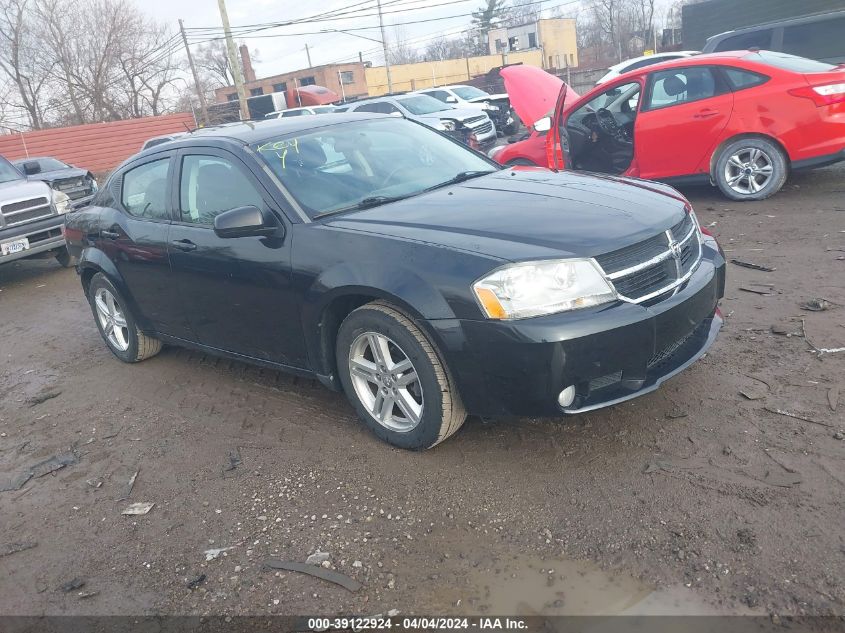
[484,104,500,112]
[473,259,616,319]
[439,119,456,131]
[52,189,71,214]
[89,176,98,192]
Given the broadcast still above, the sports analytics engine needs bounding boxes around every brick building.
[214,61,369,105]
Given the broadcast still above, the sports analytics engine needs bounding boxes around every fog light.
[557,385,575,408]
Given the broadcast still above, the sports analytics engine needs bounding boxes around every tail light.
[788,82,845,106]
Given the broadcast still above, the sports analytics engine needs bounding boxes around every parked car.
[595,51,700,85]
[702,10,845,64]
[265,106,338,118]
[346,94,497,148]
[495,51,845,200]
[12,156,97,206]
[1,154,75,267]
[141,132,188,151]
[415,85,516,134]
[65,114,725,449]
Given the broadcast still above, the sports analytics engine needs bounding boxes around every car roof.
[705,9,845,43]
[153,113,390,146]
[609,51,698,71]
[608,50,762,81]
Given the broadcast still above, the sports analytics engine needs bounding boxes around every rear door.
[167,147,304,365]
[634,65,734,179]
[101,153,188,337]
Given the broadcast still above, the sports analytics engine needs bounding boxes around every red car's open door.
[546,82,568,171]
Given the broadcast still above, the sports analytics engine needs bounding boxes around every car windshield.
[32,157,68,171]
[397,95,452,115]
[748,50,836,72]
[254,118,497,218]
[452,86,489,100]
[0,158,23,184]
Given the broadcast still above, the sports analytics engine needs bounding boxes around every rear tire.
[336,301,466,450]
[86,273,162,363]
[713,137,787,201]
[55,247,77,268]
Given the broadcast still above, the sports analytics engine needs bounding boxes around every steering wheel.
[379,164,416,188]
[596,108,621,135]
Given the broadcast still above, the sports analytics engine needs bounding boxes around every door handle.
[170,239,197,252]
[100,229,120,239]
[693,109,719,119]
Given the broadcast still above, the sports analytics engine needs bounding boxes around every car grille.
[464,115,487,125]
[1,197,53,226]
[594,213,701,303]
[472,121,494,135]
[647,318,710,371]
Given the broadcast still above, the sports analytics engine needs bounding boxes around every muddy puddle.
[463,553,753,616]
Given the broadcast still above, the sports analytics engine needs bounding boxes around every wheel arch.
[78,248,152,331]
[708,133,791,178]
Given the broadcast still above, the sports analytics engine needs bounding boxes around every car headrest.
[291,139,327,169]
[662,75,687,97]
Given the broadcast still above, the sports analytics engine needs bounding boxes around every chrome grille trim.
[1,196,53,226]
[596,218,702,305]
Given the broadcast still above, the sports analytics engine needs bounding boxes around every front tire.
[86,273,162,363]
[713,137,787,201]
[336,301,466,450]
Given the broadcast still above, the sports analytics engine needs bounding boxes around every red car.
[492,51,845,200]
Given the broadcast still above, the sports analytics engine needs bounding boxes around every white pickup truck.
[0,154,74,267]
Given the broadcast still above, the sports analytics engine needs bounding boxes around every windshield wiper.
[313,194,413,219]
[423,170,497,193]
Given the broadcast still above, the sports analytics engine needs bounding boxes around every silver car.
[347,94,497,147]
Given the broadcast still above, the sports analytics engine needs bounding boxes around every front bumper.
[427,240,726,417]
[0,214,66,265]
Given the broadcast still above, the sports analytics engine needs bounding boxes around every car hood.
[0,177,52,200]
[327,169,688,262]
[467,93,508,103]
[421,107,487,122]
[30,168,88,183]
[500,65,580,127]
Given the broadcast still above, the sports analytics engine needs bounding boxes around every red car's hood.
[500,65,580,128]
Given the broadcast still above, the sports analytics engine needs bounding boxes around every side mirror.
[213,206,281,239]
[533,116,552,132]
[445,96,458,103]
[22,161,41,175]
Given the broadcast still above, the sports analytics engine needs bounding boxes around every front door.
[167,148,303,365]
[634,66,734,180]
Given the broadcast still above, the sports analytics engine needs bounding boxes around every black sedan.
[64,114,725,450]
[13,156,97,204]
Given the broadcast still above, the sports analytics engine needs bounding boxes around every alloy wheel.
[348,332,424,432]
[723,147,774,195]
[94,288,130,352]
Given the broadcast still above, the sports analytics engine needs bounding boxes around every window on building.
[528,32,537,48]
[272,82,287,93]
[250,87,264,96]
[339,71,354,84]
[226,93,238,101]
[299,76,316,86]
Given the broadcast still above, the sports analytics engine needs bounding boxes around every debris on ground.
[739,389,766,401]
[77,591,99,599]
[305,551,331,566]
[263,558,362,592]
[833,432,844,441]
[117,469,139,501]
[59,578,85,592]
[0,541,37,558]
[86,478,103,488]
[1,453,77,493]
[763,407,833,428]
[204,547,234,561]
[26,390,62,407]
[770,323,797,336]
[186,574,206,589]
[643,461,673,474]
[730,259,775,272]
[223,448,241,473]
[829,386,840,412]
[0,471,33,493]
[799,298,832,312]
[121,502,154,516]
[665,409,688,419]
[740,286,774,296]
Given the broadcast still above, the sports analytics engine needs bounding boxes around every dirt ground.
[1,164,843,619]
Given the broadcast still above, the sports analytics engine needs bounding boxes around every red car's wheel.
[713,137,788,201]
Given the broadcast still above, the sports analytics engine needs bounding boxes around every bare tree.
[502,0,541,27]
[196,39,233,88]
[0,0,53,128]
[387,26,420,65]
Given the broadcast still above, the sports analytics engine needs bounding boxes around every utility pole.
[179,19,209,126]
[305,43,312,67]
[217,0,249,121]
[376,0,393,93]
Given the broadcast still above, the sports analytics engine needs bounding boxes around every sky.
[147,0,594,78]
